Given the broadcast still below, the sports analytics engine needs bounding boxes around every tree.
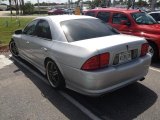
[8,0,12,14]
[19,0,25,15]
[151,0,157,11]
[23,2,34,15]
[135,0,147,7]
[113,0,115,6]
[91,0,102,8]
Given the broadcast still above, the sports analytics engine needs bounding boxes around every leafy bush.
[23,3,34,15]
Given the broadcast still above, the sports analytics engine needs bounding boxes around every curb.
[0,45,9,53]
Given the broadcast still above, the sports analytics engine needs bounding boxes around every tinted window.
[112,13,129,24]
[97,12,110,22]
[150,13,160,21]
[36,20,52,39]
[85,11,96,17]
[61,19,119,42]
[23,20,38,35]
[131,12,157,25]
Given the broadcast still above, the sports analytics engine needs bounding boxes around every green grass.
[0,17,34,44]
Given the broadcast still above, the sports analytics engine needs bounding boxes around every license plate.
[119,51,131,64]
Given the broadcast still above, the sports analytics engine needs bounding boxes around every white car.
[10,15,151,96]
[0,4,7,11]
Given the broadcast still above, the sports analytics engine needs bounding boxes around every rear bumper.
[61,54,151,96]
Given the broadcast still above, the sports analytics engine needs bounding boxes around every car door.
[19,20,39,59]
[26,19,53,69]
[110,12,132,34]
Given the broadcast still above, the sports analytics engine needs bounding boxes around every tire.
[9,40,19,57]
[148,42,159,62]
[46,60,65,89]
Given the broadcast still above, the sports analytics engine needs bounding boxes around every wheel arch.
[146,39,159,52]
[44,57,65,77]
[146,39,160,60]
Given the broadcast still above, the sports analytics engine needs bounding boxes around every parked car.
[85,8,160,61]
[48,8,64,15]
[9,15,151,96]
[0,4,7,11]
[148,11,160,23]
[64,8,74,14]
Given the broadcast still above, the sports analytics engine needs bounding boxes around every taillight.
[81,52,110,71]
[141,43,149,57]
[99,53,110,67]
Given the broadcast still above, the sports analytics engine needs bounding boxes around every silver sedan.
[9,15,151,96]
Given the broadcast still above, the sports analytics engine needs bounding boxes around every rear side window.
[35,20,52,39]
[112,13,129,24]
[85,11,96,17]
[61,19,119,42]
[97,12,110,22]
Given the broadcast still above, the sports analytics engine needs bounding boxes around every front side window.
[61,19,119,42]
[23,20,38,35]
[97,12,110,22]
[36,20,52,39]
[131,12,157,25]
[112,13,129,24]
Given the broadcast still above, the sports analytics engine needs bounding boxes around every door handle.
[26,41,30,44]
[41,47,47,51]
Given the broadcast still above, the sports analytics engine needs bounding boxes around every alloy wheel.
[46,61,62,88]
[9,40,19,56]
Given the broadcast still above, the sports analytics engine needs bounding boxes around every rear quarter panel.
[47,41,99,70]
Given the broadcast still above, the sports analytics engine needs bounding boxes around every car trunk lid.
[70,34,147,66]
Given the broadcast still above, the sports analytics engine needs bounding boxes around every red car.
[85,8,160,61]
[48,8,64,15]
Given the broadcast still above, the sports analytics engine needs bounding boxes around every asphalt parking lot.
[0,53,160,120]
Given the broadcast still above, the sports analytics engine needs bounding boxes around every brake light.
[100,53,110,67]
[141,43,149,57]
[81,53,110,71]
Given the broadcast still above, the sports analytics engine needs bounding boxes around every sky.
[1,0,141,5]
[26,0,90,3]
[1,0,100,4]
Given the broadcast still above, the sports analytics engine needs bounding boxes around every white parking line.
[59,91,102,120]
[0,55,13,69]
[11,56,104,120]
[149,67,160,73]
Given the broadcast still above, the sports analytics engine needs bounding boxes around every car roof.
[36,15,97,23]
[88,8,141,14]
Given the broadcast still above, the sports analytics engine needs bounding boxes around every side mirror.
[15,29,22,35]
[120,20,131,26]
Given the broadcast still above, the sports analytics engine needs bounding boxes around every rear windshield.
[131,12,157,25]
[61,18,119,42]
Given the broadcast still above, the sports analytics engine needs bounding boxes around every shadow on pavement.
[64,82,158,120]
[10,57,91,120]
[11,57,157,120]
[151,62,160,68]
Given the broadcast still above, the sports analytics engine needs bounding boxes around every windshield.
[131,12,157,25]
[61,19,119,42]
